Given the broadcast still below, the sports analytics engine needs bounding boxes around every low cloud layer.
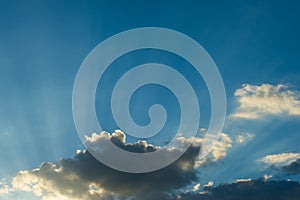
[232,83,300,119]
[176,179,300,200]
[11,149,199,200]
[0,130,253,200]
[4,130,206,200]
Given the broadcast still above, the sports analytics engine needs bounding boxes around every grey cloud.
[282,159,300,174]
[8,130,237,200]
[11,131,202,200]
[176,179,300,200]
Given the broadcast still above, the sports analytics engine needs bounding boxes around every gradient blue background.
[0,0,300,190]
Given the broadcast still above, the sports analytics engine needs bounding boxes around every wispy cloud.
[235,133,254,144]
[0,130,8,137]
[231,83,300,119]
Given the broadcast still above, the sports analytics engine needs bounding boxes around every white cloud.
[259,153,300,168]
[85,130,161,154]
[0,180,14,197]
[232,83,300,119]
[193,183,201,191]
[177,130,233,168]
[234,178,252,183]
[211,133,232,160]
[263,174,273,181]
[235,133,254,144]
[11,163,110,200]
[203,181,214,188]
[175,134,204,148]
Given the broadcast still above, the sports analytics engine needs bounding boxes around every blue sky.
[1,0,300,199]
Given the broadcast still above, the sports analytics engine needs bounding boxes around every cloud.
[158,129,233,168]
[85,130,160,154]
[8,130,205,200]
[232,83,300,119]
[2,130,238,200]
[259,153,300,168]
[175,179,300,200]
[0,180,13,197]
[263,174,273,181]
[259,153,300,174]
[178,131,233,168]
[192,183,201,192]
[11,163,111,200]
[235,133,254,144]
[210,133,232,160]
[282,159,300,174]
[203,181,214,188]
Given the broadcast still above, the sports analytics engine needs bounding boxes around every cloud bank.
[176,179,300,200]
[5,130,206,200]
[232,83,300,119]
[0,129,255,200]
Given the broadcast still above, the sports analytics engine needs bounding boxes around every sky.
[0,0,300,199]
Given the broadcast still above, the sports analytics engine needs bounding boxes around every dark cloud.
[61,146,199,198]
[282,159,300,174]
[176,179,300,200]
[5,130,247,200]
[11,131,202,200]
